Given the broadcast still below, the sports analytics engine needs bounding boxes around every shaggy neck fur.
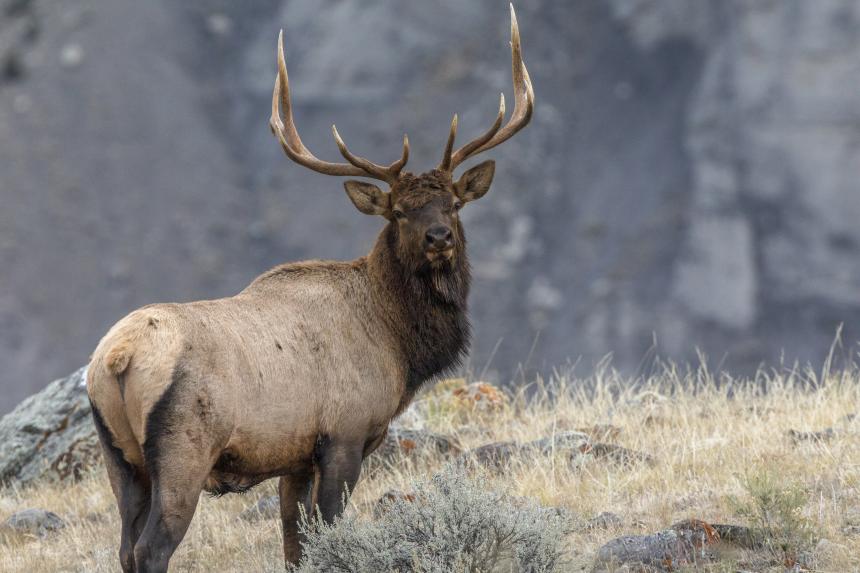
[368,221,471,402]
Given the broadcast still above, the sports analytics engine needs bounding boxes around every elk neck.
[366,221,471,399]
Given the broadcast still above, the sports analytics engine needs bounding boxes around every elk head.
[270,5,534,275]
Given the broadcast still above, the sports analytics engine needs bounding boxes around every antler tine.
[444,94,505,169]
[270,30,408,182]
[332,126,407,184]
[439,114,459,171]
[389,134,410,174]
[442,4,534,172]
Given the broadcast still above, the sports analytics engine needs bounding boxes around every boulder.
[0,367,101,488]
[592,519,721,572]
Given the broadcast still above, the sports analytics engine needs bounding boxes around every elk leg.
[92,404,152,573]
[132,458,210,573]
[119,471,151,572]
[133,400,218,572]
[279,467,314,566]
[312,437,364,523]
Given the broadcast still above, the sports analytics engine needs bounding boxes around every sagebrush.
[294,464,568,573]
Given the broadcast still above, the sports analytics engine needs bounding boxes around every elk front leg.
[312,437,364,524]
[279,467,314,566]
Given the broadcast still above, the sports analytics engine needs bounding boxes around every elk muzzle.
[425,225,454,262]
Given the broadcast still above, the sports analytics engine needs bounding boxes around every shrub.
[293,464,568,572]
[729,470,816,565]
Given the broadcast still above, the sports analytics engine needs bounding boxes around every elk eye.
[392,209,407,220]
[453,200,463,211]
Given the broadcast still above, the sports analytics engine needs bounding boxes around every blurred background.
[2,0,860,412]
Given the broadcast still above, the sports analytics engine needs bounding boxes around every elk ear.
[344,180,391,216]
[455,160,495,203]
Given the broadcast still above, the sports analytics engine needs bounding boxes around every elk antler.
[438,4,534,172]
[270,30,409,184]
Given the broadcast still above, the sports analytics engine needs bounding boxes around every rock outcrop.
[0,368,100,488]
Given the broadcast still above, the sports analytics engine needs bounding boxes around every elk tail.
[104,337,134,376]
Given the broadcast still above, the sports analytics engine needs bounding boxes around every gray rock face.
[2,1,860,410]
[0,367,100,487]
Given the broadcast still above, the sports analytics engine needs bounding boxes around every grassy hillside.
[1,363,859,571]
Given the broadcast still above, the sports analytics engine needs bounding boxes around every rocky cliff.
[2,0,859,410]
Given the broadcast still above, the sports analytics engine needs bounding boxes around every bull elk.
[87,5,534,571]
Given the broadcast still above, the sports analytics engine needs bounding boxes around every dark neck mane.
[368,223,471,401]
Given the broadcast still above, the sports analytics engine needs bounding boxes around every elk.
[87,5,533,572]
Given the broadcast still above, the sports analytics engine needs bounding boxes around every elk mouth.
[426,247,454,265]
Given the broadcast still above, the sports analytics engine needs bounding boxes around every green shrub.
[729,470,816,563]
[293,464,568,572]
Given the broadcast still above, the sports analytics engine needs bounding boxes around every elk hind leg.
[91,403,150,573]
[132,375,223,572]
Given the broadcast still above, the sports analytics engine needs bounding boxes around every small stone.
[542,421,622,441]
[575,443,655,466]
[709,524,761,549]
[788,428,836,443]
[0,509,66,541]
[59,43,84,68]
[238,495,279,522]
[526,431,591,455]
[373,427,461,461]
[83,512,109,525]
[461,441,521,469]
[587,511,623,530]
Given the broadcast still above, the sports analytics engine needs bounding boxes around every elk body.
[87,6,533,572]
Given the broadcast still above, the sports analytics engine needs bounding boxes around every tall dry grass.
[1,361,859,571]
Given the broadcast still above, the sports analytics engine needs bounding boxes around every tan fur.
[88,258,407,479]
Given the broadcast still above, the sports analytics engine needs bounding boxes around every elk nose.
[425,225,453,249]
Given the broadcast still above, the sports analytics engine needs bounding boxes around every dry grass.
[2,362,860,572]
